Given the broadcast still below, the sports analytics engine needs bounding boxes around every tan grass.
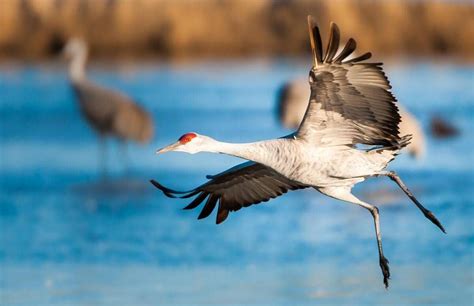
[0,0,472,60]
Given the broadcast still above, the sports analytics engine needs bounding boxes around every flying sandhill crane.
[277,79,426,158]
[63,38,154,175]
[150,17,445,288]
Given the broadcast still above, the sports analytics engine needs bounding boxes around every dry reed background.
[0,0,473,60]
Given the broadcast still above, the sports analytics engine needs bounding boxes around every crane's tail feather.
[374,134,412,152]
[371,134,412,164]
[396,134,412,149]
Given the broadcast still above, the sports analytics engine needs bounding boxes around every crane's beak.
[156,142,180,154]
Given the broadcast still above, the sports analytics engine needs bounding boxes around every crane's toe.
[379,255,390,288]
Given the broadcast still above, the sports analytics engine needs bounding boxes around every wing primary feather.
[343,52,372,63]
[150,180,179,198]
[152,162,307,224]
[179,191,201,199]
[307,16,323,66]
[149,179,200,199]
[216,200,230,224]
[183,192,208,210]
[333,38,357,64]
[198,195,219,219]
[323,22,340,63]
[149,179,189,195]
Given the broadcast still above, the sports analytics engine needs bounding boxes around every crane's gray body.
[71,79,153,143]
[64,38,153,144]
[227,138,397,189]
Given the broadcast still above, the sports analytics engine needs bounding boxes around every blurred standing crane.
[277,79,426,158]
[150,17,445,288]
[63,38,154,175]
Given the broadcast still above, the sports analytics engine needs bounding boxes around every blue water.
[1,59,473,305]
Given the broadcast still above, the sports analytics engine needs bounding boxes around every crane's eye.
[179,133,197,144]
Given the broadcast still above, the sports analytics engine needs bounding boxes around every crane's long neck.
[69,50,87,82]
[203,139,284,167]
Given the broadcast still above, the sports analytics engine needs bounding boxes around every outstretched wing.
[150,162,308,224]
[297,17,403,147]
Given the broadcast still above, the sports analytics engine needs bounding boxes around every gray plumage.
[277,79,426,158]
[299,22,400,147]
[72,79,153,143]
[64,38,153,144]
[151,17,444,288]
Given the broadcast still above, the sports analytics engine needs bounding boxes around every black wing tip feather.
[323,22,340,63]
[197,195,219,220]
[307,15,323,65]
[216,206,229,224]
[182,192,208,210]
[307,15,317,27]
[150,178,230,224]
[345,52,372,63]
[151,163,308,225]
[194,195,230,225]
[150,179,200,199]
[307,16,372,65]
[150,179,178,198]
[333,38,357,64]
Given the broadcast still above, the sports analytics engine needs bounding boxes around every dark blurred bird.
[277,80,426,158]
[430,116,459,138]
[151,17,445,288]
[63,38,154,175]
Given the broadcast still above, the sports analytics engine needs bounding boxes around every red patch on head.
[179,132,197,144]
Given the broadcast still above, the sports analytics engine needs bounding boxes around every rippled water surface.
[1,59,473,305]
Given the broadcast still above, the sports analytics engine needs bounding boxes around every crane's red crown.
[179,132,197,144]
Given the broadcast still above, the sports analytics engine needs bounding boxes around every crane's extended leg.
[319,187,390,288]
[376,171,446,233]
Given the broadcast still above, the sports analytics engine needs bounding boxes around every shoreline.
[1,0,473,60]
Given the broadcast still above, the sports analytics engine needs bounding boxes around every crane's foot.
[423,210,446,234]
[379,255,390,289]
[378,171,447,234]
